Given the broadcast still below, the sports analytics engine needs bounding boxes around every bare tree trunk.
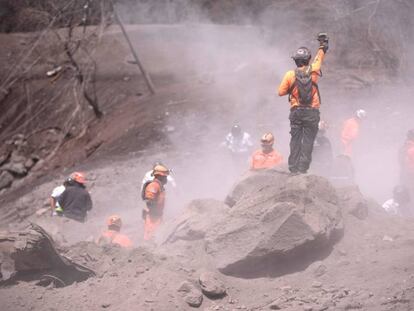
[112,2,156,95]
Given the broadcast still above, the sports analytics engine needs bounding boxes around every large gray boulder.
[207,170,343,276]
[164,170,343,278]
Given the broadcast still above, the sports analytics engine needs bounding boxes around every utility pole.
[112,3,156,95]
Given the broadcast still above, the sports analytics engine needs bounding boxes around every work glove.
[319,41,329,53]
[317,32,329,53]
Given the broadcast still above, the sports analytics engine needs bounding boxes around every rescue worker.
[142,164,169,241]
[222,124,253,154]
[278,33,328,174]
[399,129,414,202]
[250,133,283,170]
[97,215,133,248]
[341,109,367,157]
[58,172,92,223]
[382,185,411,217]
[141,161,176,190]
[312,120,333,175]
[50,177,71,216]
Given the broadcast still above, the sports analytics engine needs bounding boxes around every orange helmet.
[107,215,122,229]
[70,171,86,184]
[261,133,274,146]
[153,164,169,177]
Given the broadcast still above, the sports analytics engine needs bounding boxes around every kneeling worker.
[98,215,133,248]
[250,133,283,170]
[142,164,169,240]
[58,172,92,223]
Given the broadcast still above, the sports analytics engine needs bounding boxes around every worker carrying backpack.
[141,181,152,201]
[290,65,321,106]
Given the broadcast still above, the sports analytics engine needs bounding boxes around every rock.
[337,186,368,220]
[312,281,323,288]
[310,262,327,278]
[31,159,45,172]
[24,158,35,169]
[1,162,27,176]
[0,153,9,166]
[269,297,286,309]
[205,171,343,277]
[9,152,26,164]
[199,271,226,298]
[178,281,203,307]
[0,224,95,285]
[0,170,13,190]
[161,199,227,244]
[337,249,347,256]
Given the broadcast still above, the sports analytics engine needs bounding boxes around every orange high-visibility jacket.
[144,180,165,210]
[341,117,360,156]
[101,230,133,248]
[278,49,325,109]
[405,141,414,174]
[250,149,283,170]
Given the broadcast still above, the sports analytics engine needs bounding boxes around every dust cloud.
[4,1,413,243]
[113,0,414,214]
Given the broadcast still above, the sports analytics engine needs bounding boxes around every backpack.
[141,179,163,201]
[141,180,152,200]
[289,65,320,106]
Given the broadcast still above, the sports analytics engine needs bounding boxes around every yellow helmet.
[153,164,170,177]
[260,133,274,146]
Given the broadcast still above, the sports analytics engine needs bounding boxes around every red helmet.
[70,172,86,184]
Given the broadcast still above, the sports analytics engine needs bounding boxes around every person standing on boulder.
[250,133,283,170]
[278,33,328,174]
[58,172,92,223]
[142,164,169,240]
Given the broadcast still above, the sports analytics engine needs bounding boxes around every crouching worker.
[142,164,169,240]
[250,133,283,170]
[58,172,92,223]
[50,177,71,216]
[97,215,133,248]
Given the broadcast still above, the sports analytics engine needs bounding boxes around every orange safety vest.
[341,117,360,156]
[250,149,283,170]
[100,230,133,248]
[144,179,166,210]
[143,179,166,241]
[405,141,414,174]
[278,49,325,109]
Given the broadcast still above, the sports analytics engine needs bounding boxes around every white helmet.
[355,109,367,119]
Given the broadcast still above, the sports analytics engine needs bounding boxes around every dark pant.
[288,108,320,173]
